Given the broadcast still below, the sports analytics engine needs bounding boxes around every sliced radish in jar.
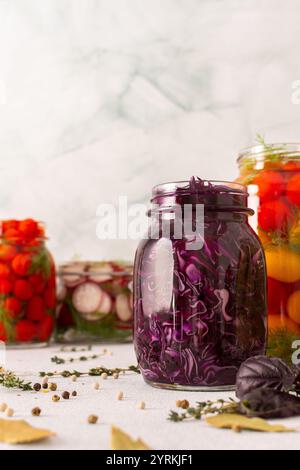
[61,263,86,287]
[72,282,103,314]
[79,291,113,322]
[88,263,113,283]
[98,290,113,314]
[115,293,133,322]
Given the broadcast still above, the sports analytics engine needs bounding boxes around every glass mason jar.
[133,178,267,391]
[56,261,133,343]
[0,219,56,346]
[237,143,300,359]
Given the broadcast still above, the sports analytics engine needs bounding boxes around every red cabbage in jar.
[133,178,267,390]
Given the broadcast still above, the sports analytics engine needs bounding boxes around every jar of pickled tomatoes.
[237,143,300,360]
[0,219,56,346]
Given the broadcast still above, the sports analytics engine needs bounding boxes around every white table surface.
[0,343,299,450]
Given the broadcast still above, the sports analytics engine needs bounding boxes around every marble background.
[0,0,300,262]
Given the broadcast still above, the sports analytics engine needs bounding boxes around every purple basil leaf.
[239,388,300,419]
[236,355,296,399]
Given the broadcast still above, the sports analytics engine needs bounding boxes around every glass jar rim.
[152,179,246,199]
[150,178,253,215]
[237,142,300,164]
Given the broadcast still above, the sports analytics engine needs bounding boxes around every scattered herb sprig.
[51,354,103,365]
[169,399,238,422]
[39,365,140,378]
[169,356,300,424]
[0,369,33,391]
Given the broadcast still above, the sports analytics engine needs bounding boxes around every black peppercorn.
[62,391,70,400]
[42,383,48,389]
[33,383,41,392]
[71,391,77,397]
[31,407,41,416]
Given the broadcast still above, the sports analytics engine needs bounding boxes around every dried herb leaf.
[0,418,55,444]
[236,355,296,399]
[206,413,294,433]
[239,388,300,419]
[110,426,150,450]
[0,370,33,391]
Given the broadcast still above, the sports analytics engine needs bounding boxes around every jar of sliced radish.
[56,261,133,342]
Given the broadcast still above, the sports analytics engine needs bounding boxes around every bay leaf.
[111,425,150,450]
[0,418,55,444]
[206,413,294,433]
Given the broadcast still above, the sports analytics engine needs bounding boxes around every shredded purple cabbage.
[133,178,267,388]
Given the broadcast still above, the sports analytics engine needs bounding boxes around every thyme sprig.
[0,368,33,391]
[51,354,102,365]
[168,399,238,422]
[39,364,140,378]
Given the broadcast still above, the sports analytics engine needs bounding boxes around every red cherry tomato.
[0,321,7,341]
[253,171,285,203]
[18,219,40,239]
[267,277,290,315]
[0,280,13,295]
[4,228,23,243]
[258,199,294,233]
[38,315,54,342]
[0,245,17,262]
[14,280,34,301]
[27,296,46,321]
[286,173,300,207]
[4,297,22,319]
[29,274,46,294]
[2,220,19,232]
[12,253,32,276]
[0,263,10,279]
[283,161,300,171]
[15,320,36,342]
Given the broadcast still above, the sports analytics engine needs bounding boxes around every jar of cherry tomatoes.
[0,219,56,346]
[237,143,300,360]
